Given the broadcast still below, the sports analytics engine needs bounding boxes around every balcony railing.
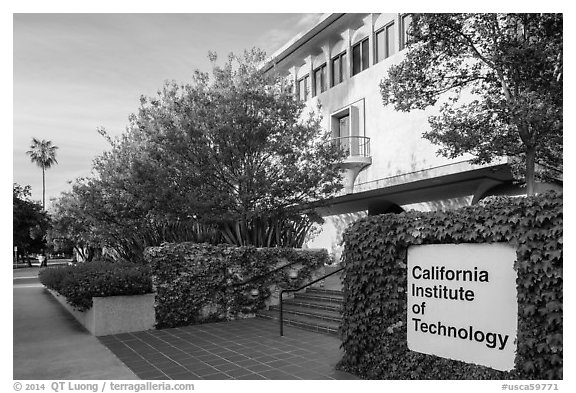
[331,136,371,158]
[330,136,372,193]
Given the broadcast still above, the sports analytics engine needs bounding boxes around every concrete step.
[282,297,342,313]
[268,304,342,323]
[256,288,344,336]
[305,287,344,297]
[293,291,343,306]
[256,309,340,336]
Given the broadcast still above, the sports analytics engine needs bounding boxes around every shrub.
[338,192,562,380]
[39,261,153,311]
[145,243,329,328]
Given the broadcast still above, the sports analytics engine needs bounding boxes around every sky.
[12,12,325,207]
[12,2,571,207]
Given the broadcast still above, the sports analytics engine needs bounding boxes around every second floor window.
[337,114,350,153]
[352,38,369,76]
[400,14,413,50]
[376,22,396,62]
[331,52,347,86]
[313,63,327,96]
[297,75,310,101]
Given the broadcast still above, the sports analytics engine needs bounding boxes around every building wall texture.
[264,13,519,257]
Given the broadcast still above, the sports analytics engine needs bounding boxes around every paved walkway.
[99,318,357,380]
[14,267,357,380]
[13,270,138,380]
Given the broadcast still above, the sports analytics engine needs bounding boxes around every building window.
[331,52,347,86]
[334,112,350,153]
[338,114,351,154]
[376,22,396,62]
[297,75,310,101]
[331,102,363,156]
[284,76,294,95]
[352,38,369,76]
[313,63,327,96]
[338,114,349,138]
[400,14,413,50]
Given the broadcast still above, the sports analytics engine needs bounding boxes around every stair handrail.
[230,258,303,288]
[279,265,344,336]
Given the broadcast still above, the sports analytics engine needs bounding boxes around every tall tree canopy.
[49,187,103,262]
[13,183,50,264]
[53,49,344,261]
[380,13,562,195]
[26,138,59,209]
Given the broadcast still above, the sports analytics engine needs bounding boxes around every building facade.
[262,13,560,259]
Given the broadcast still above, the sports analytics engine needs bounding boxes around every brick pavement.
[99,318,357,380]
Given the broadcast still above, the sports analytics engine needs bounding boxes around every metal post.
[279,290,284,336]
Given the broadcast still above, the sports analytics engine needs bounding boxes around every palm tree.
[26,138,58,210]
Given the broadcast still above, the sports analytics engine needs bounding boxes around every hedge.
[38,261,153,311]
[144,243,330,329]
[338,192,562,379]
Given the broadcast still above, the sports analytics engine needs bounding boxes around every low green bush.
[338,192,562,380]
[145,243,329,329]
[39,261,153,311]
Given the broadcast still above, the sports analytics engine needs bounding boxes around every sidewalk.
[14,269,357,380]
[13,280,138,380]
[99,318,357,380]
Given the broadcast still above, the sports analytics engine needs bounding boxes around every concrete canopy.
[304,164,514,216]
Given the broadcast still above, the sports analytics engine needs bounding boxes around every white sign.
[407,243,518,371]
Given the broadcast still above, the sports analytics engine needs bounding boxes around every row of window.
[296,14,412,101]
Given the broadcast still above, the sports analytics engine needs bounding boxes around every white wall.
[305,54,478,192]
[305,211,367,263]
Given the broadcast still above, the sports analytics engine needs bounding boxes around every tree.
[380,13,562,195]
[48,187,100,262]
[53,49,344,261]
[110,49,343,225]
[49,176,220,262]
[26,138,59,209]
[13,183,50,265]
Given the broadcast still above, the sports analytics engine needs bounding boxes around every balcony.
[332,136,372,194]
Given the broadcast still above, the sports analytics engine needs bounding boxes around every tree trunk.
[86,246,95,262]
[73,245,86,261]
[42,166,46,210]
[526,145,536,196]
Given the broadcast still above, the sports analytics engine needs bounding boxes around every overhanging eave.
[303,164,514,216]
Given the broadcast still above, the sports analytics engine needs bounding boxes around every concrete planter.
[47,289,155,336]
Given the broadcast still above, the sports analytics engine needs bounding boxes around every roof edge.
[261,13,346,73]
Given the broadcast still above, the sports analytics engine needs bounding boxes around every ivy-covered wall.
[338,192,562,379]
[144,243,329,329]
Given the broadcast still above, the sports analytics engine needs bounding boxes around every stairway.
[256,287,343,336]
